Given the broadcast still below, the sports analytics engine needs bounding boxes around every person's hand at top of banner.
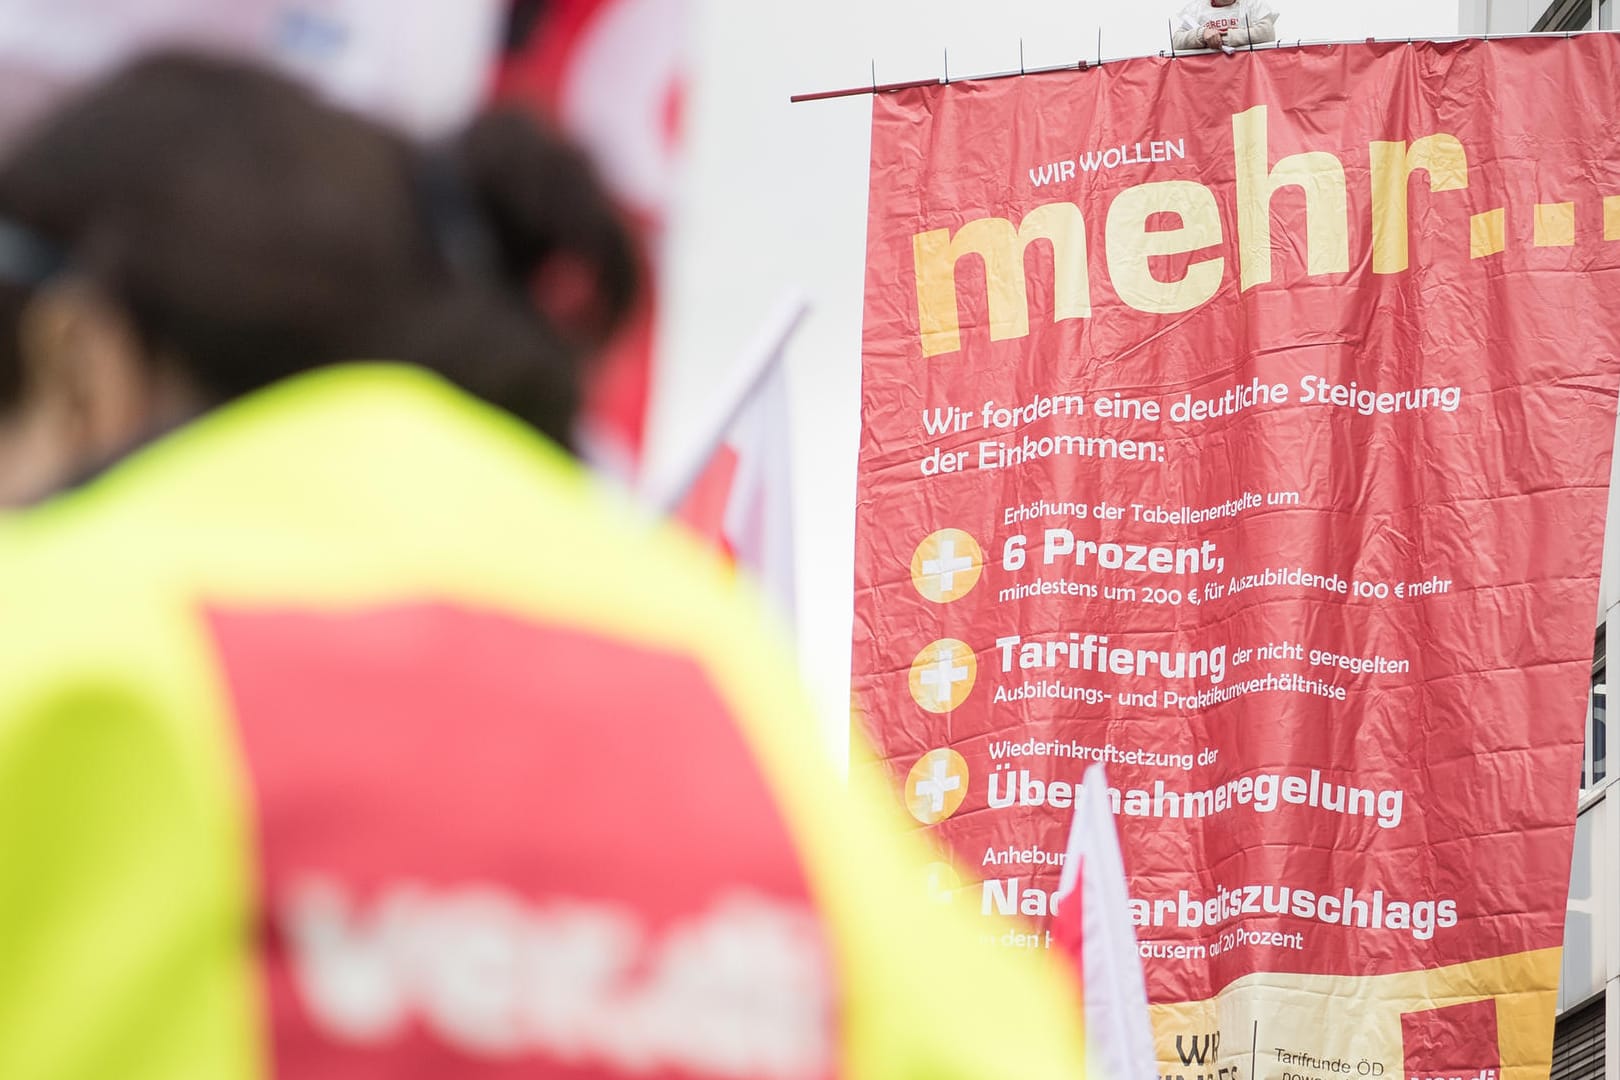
[1172,0,1280,53]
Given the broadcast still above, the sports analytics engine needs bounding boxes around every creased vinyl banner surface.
[853,37,1620,1080]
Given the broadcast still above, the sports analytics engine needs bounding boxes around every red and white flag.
[675,362,797,625]
[1052,764,1156,1080]
[495,0,690,478]
[668,301,804,626]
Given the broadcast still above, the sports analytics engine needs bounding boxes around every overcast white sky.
[652,0,1464,764]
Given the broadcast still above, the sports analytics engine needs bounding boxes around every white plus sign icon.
[923,538,974,591]
[914,757,962,811]
[911,529,984,603]
[908,639,977,713]
[919,652,969,705]
[905,750,970,824]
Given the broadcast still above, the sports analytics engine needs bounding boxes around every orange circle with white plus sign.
[905,749,970,825]
[908,639,977,713]
[910,529,984,603]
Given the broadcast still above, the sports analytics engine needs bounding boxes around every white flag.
[0,0,504,147]
[1053,763,1157,1080]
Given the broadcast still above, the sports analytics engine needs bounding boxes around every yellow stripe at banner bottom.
[1150,948,1561,1080]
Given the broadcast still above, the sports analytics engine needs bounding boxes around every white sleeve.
[1172,24,1212,50]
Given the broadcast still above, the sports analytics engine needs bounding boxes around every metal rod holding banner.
[789,30,1596,102]
[792,75,943,103]
[642,294,810,514]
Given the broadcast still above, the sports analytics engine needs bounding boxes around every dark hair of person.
[0,51,639,449]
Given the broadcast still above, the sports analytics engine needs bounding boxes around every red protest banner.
[853,36,1620,1080]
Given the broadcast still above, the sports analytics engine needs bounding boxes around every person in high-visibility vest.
[0,54,1088,1079]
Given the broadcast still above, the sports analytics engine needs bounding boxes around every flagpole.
[642,293,810,514]
[788,31,1588,102]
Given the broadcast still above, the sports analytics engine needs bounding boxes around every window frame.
[1587,626,1613,799]
[1533,0,1598,31]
